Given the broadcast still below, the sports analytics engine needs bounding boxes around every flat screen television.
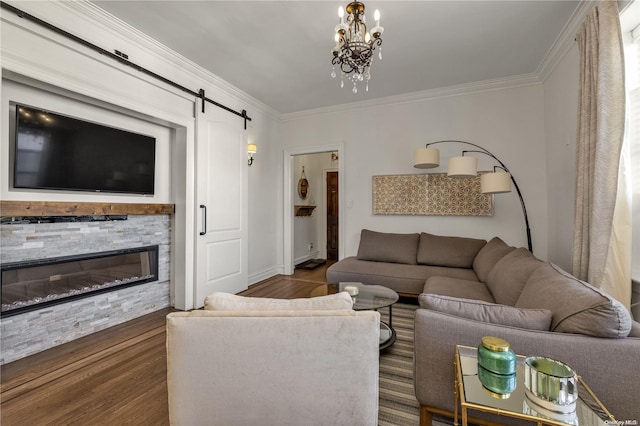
[13,104,156,195]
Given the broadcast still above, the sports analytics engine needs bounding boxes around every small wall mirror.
[298,166,309,199]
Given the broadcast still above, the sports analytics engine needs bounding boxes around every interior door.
[326,171,339,260]
[194,100,248,306]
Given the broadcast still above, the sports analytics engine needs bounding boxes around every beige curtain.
[573,1,630,307]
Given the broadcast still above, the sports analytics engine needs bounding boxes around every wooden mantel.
[0,201,175,217]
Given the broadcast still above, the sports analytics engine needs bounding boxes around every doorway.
[283,144,344,275]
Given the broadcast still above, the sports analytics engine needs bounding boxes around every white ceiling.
[93,1,582,114]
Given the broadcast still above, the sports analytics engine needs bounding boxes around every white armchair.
[166,293,380,425]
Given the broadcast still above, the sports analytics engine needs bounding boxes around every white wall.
[283,84,549,260]
[246,111,284,284]
[542,45,580,272]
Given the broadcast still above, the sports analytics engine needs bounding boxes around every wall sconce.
[414,140,532,252]
[248,143,257,166]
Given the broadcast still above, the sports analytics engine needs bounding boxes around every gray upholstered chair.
[166,292,380,425]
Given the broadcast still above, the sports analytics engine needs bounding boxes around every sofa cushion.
[327,257,480,295]
[418,294,553,331]
[515,263,632,338]
[417,233,486,268]
[472,237,516,283]
[423,276,495,303]
[204,292,353,311]
[356,229,419,264]
[485,248,544,306]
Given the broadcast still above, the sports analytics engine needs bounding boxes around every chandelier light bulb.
[338,6,344,21]
[374,9,380,25]
[365,32,371,43]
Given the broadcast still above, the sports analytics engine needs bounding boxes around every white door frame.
[283,143,344,275]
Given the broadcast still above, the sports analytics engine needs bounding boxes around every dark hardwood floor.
[0,262,334,426]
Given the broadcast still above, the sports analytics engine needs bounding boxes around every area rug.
[295,259,327,269]
[378,302,450,426]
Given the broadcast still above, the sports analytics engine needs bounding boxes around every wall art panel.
[372,173,493,216]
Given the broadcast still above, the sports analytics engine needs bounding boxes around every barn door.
[194,100,248,306]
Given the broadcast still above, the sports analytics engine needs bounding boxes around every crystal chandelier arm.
[425,140,532,253]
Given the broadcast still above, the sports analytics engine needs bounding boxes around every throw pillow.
[485,248,544,306]
[416,233,486,268]
[515,263,632,338]
[356,229,420,265]
[419,293,553,331]
[472,237,516,283]
[204,292,353,311]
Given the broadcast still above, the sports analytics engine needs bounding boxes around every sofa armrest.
[414,309,640,422]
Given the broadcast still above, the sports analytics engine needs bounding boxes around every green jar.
[477,336,516,375]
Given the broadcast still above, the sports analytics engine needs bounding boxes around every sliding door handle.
[199,204,207,236]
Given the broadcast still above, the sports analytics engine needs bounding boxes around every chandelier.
[331,2,384,93]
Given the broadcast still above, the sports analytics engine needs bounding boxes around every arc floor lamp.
[414,140,533,253]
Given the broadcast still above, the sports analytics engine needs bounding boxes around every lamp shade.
[413,147,440,169]
[481,172,511,194]
[247,143,257,154]
[447,156,477,177]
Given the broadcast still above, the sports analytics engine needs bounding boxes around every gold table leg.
[454,356,459,426]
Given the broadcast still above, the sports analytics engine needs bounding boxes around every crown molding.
[73,1,281,121]
[4,0,281,122]
[537,1,597,82]
[282,73,541,122]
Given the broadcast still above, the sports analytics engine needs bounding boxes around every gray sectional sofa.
[327,229,640,424]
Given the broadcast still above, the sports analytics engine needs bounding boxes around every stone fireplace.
[0,213,171,365]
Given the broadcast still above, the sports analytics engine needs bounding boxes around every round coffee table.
[310,282,398,350]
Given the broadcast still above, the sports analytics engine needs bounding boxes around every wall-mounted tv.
[13,104,156,195]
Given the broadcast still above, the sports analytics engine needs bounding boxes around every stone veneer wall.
[0,215,171,365]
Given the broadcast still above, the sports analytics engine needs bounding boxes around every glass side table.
[454,345,616,426]
[310,282,398,350]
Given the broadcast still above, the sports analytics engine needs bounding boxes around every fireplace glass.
[1,245,159,316]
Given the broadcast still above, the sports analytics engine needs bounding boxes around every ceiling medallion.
[331,2,384,94]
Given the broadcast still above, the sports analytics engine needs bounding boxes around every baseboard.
[294,251,320,266]
[248,266,281,286]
